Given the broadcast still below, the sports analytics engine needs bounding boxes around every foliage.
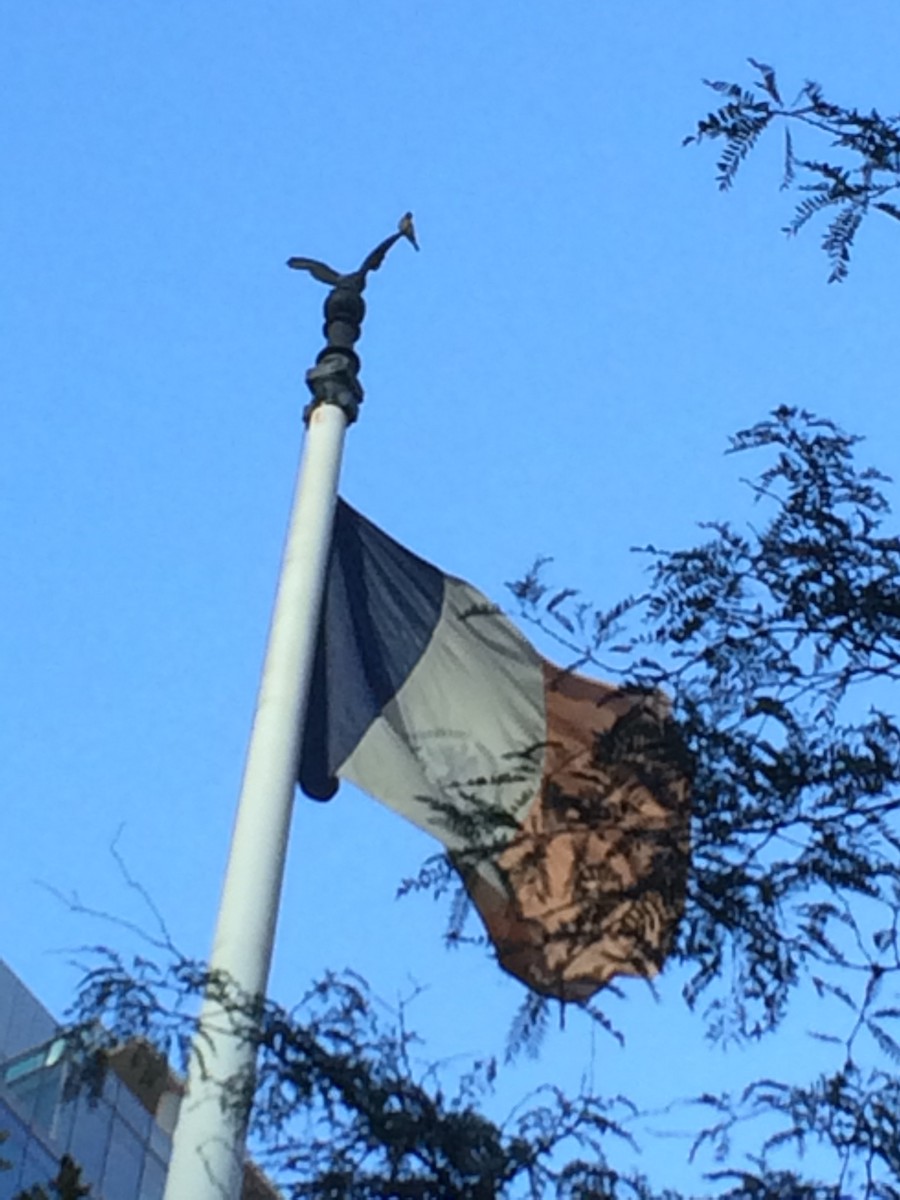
[507,406,900,1194]
[60,408,900,1197]
[65,951,665,1199]
[685,59,900,279]
[13,1156,91,1200]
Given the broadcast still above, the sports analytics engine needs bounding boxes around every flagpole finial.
[287,214,419,425]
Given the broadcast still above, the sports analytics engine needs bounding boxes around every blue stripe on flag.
[299,500,445,799]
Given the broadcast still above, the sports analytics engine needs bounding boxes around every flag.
[299,500,690,1001]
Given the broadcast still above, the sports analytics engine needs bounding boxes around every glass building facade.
[1,1034,169,1199]
[0,961,279,1199]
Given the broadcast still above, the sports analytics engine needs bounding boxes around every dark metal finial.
[287,214,418,425]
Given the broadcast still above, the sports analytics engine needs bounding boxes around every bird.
[398,211,419,251]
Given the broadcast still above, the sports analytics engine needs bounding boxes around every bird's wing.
[286,256,343,286]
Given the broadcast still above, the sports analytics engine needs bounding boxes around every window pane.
[46,1094,77,1153]
[66,1094,113,1191]
[3,1058,64,1134]
[102,1116,145,1200]
[115,1080,153,1141]
[15,1137,57,1197]
[31,1063,65,1133]
[0,1166,20,1200]
[149,1118,172,1161]
[3,1050,46,1085]
[0,1114,28,1200]
[138,1149,167,1200]
[3,1068,43,1124]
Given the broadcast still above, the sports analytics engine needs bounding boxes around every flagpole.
[162,217,417,1200]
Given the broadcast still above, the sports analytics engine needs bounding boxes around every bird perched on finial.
[398,212,419,251]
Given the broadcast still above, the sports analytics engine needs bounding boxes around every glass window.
[0,1111,28,1200]
[14,1137,56,1198]
[138,1150,167,1200]
[2,1037,66,1085]
[66,1094,113,1191]
[3,1050,46,1085]
[2,1041,67,1132]
[115,1079,153,1141]
[102,1116,144,1200]
[44,1038,67,1069]
[102,1071,121,1109]
[31,1062,65,1134]
[2,1068,42,1125]
[46,1093,77,1153]
[149,1117,172,1161]
[0,1165,20,1200]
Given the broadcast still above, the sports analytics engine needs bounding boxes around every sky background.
[3,4,900,1194]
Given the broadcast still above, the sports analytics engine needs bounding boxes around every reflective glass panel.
[66,1094,113,1191]
[15,1137,56,1197]
[138,1150,167,1200]
[102,1116,144,1199]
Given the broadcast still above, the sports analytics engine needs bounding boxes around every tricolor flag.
[299,501,690,1001]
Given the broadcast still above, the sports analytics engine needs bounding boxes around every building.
[0,960,279,1199]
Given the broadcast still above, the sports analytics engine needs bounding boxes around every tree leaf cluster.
[1,1155,91,1200]
[508,407,900,1195]
[61,954,661,1199]
[686,60,900,279]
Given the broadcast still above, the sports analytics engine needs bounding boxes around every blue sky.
[3,4,900,1193]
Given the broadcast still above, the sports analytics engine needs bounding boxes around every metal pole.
[162,217,417,1200]
[162,403,347,1200]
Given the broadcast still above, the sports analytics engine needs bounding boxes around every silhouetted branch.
[686,61,900,279]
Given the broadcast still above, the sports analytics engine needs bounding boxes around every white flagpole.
[162,219,416,1200]
[162,402,346,1200]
